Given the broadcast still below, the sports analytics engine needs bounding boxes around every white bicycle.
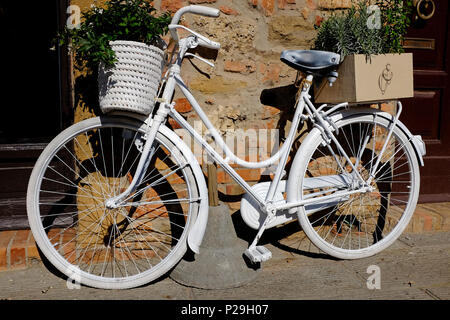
[27,5,426,289]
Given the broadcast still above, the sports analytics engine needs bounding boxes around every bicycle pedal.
[244,246,272,263]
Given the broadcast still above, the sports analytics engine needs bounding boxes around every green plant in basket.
[313,0,413,58]
[57,0,171,71]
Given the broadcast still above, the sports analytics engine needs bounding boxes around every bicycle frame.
[166,73,306,209]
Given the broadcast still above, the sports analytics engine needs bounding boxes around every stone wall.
[156,0,356,210]
[69,0,358,213]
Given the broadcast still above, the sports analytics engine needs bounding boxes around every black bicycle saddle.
[280,50,340,75]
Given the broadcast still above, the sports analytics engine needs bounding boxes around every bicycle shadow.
[73,69,103,117]
[218,83,394,262]
[213,83,333,260]
[227,207,338,260]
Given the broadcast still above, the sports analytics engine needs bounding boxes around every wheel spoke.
[29,119,198,288]
[298,116,418,259]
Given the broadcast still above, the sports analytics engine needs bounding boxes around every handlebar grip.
[190,5,220,17]
[171,5,220,25]
[197,37,221,50]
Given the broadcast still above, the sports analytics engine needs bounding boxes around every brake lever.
[185,53,215,68]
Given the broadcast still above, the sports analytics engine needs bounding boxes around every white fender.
[157,124,208,254]
[286,107,425,213]
[328,108,425,166]
[112,112,209,254]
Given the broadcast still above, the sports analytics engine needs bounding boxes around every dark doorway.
[0,0,71,229]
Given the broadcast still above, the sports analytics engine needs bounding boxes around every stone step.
[1,202,450,272]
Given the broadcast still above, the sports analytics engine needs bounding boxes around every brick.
[380,102,396,115]
[301,7,311,19]
[318,0,352,9]
[263,64,281,82]
[0,231,15,270]
[174,98,192,113]
[187,112,200,123]
[168,117,182,129]
[190,76,247,94]
[155,156,170,170]
[63,242,77,264]
[0,248,6,271]
[306,0,317,9]
[264,118,278,129]
[411,214,423,233]
[220,6,239,16]
[419,204,450,231]
[25,232,40,260]
[10,247,26,269]
[278,0,296,10]
[10,230,30,266]
[414,207,441,232]
[188,0,217,3]
[442,214,450,232]
[11,230,29,248]
[261,0,275,16]
[48,229,63,245]
[268,15,315,45]
[216,170,229,184]
[217,168,262,184]
[226,183,245,195]
[0,230,16,248]
[224,60,247,73]
[262,105,281,119]
[239,168,261,181]
[374,139,384,151]
[248,0,259,7]
[161,0,185,13]
[224,60,256,74]
[27,245,40,260]
[315,15,324,27]
[259,63,281,84]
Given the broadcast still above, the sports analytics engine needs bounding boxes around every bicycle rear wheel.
[289,113,420,259]
[27,116,199,289]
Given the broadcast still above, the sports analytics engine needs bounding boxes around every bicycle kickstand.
[244,205,276,264]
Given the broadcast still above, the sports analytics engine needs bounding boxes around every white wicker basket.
[98,40,165,115]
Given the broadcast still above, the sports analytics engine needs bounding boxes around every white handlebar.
[169,24,221,50]
[170,5,220,25]
[197,37,221,50]
[169,5,220,50]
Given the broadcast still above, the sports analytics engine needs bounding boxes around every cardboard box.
[314,53,414,104]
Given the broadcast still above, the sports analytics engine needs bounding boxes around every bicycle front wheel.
[27,116,200,289]
[289,113,420,259]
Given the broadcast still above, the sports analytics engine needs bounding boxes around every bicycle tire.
[288,113,420,259]
[27,116,200,289]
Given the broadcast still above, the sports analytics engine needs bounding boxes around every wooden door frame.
[415,8,450,203]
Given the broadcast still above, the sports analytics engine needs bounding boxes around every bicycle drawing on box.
[27,5,426,289]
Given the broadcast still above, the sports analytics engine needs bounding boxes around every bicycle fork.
[104,100,171,210]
